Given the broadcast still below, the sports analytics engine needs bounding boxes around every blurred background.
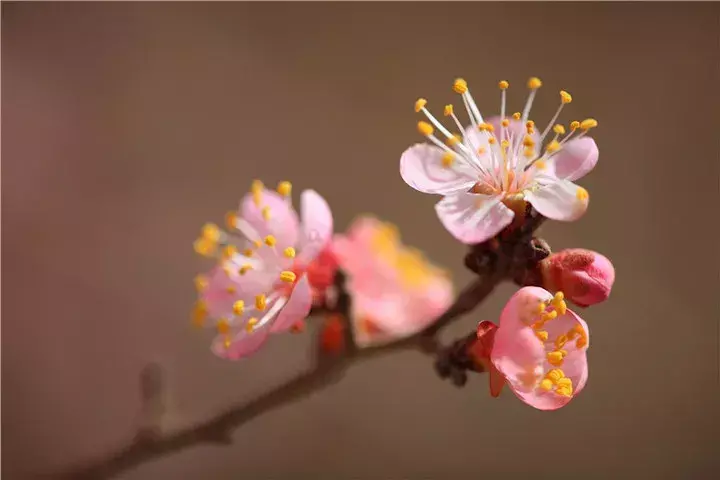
[2,2,719,479]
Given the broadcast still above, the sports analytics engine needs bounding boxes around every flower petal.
[270,275,313,333]
[525,179,589,221]
[211,323,271,360]
[551,137,599,181]
[200,262,274,319]
[240,188,299,249]
[400,143,477,195]
[297,189,333,264]
[435,192,514,244]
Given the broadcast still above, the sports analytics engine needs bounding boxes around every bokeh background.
[3,2,719,479]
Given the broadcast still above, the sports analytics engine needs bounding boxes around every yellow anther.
[226,286,236,294]
[223,336,231,349]
[417,121,434,136]
[233,300,245,315]
[542,310,558,322]
[202,223,221,242]
[222,263,233,276]
[576,187,589,201]
[546,140,561,154]
[523,135,535,147]
[264,235,277,247]
[251,180,264,207]
[501,119,510,127]
[524,147,536,159]
[222,245,237,259]
[255,294,267,311]
[553,124,566,135]
[501,139,510,150]
[194,238,217,257]
[546,369,565,383]
[477,147,487,155]
[261,206,271,221]
[225,211,238,229]
[191,301,207,327]
[527,77,543,89]
[536,301,548,313]
[253,240,262,248]
[498,80,509,90]
[539,379,553,391]
[446,134,462,146]
[556,377,573,389]
[580,118,598,130]
[280,271,297,283]
[284,247,296,258]
[560,90,572,104]
[277,181,292,197]
[512,112,521,120]
[239,263,253,275]
[531,320,546,330]
[555,387,572,397]
[245,317,258,332]
[414,98,427,112]
[443,104,454,117]
[488,137,497,144]
[453,78,468,94]
[547,351,564,366]
[576,336,588,349]
[526,120,535,129]
[554,291,564,302]
[243,248,254,257]
[535,330,549,342]
[194,275,208,292]
[570,121,580,131]
[534,159,547,170]
[478,123,495,132]
[555,334,568,349]
[441,152,455,168]
[216,318,231,334]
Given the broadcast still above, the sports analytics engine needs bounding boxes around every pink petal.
[270,275,313,333]
[297,189,333,264]
[551,137,599,181]
[240,188,299,249]
[211,324,271,360]
[525,179,589,221]
[200,261,273,319]
[435,192,514,244]
[400,143,477,195]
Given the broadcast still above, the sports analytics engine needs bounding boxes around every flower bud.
[539,249,615,307]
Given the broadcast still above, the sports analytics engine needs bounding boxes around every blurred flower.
[332,216,453,348]
[539,248,615,307]
[401,77,599,244]
[470,286,590,410]
[192,180,333,360]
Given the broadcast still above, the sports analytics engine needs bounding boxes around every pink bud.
[539,249,615,307]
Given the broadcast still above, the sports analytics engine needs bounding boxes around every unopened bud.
[539,249,615,307]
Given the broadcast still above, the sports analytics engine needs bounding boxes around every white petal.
[525,179,589,221]
[400,143,477,195]
[435,192,514,245]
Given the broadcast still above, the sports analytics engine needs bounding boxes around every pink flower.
[400,77,599,244]
[472,287,590,410]
[192,180,333,360]
[539,248,615,307]
[332,216,453,348]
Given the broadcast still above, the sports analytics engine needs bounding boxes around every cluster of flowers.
[192,77,615,411]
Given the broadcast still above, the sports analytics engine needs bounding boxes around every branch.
[52,213,547,480]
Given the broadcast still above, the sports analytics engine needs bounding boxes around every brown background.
[3,2,719,479]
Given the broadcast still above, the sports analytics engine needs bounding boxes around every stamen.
[546,369,564,383]
[251,180,264,207]
[245,317,258,332]
[216,318,231,334]
[191,301,207,327]
[284,247,296,258]
[580,118,598,130]
[280,271,297,283]
[512,112,521,120]
[233,300,245,315]
[201,223,221,242]
[261,206,271,221]
[499,80,509,140]
[226,286,236,294]
[194,238,217,257]
[443,104,453,117]
[547,351,564,366]
[277,181,292,197]
[264,235,277,247]
[416,102,457,141]
[535,330,549,342]
[441,152,455,168]
[225,211,238,230]
[222,245,237,259]
[239,263,253,275]
[539,379,553,391]
[521,77,542,124]
[539,90,573,142]
[255,294,267,311]
[194,275,208,292]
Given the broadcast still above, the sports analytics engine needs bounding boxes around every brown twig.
[52,213,547,480]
